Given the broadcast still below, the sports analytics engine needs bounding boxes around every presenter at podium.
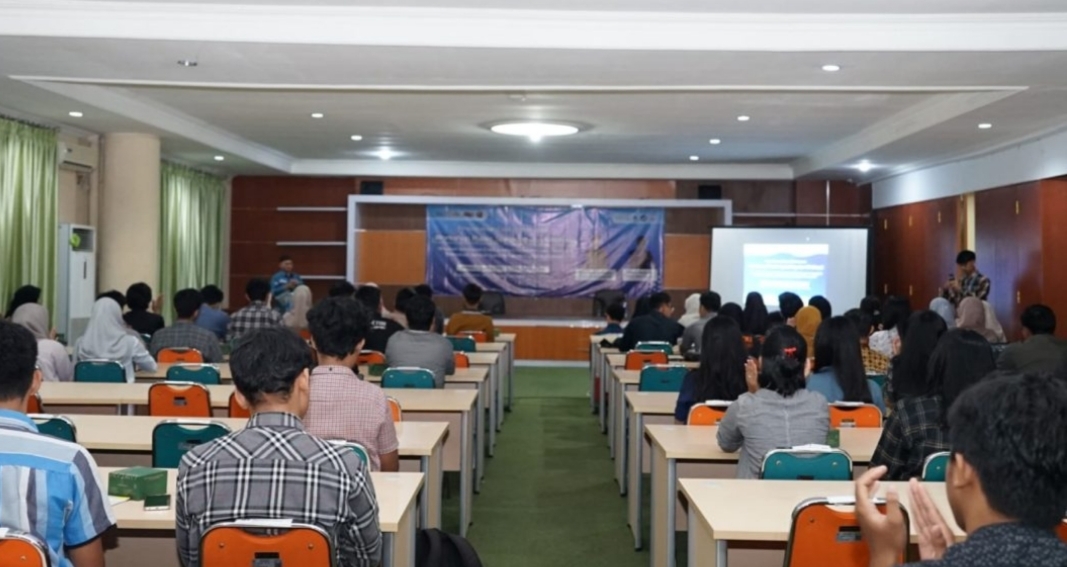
[271,255,304,313]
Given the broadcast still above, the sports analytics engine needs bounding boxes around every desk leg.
[460,409,472,537]
[494,359,504,430]
[599,359,608,433]
[688,505,723,567]
[616,400,629,494]
[383,533,395,567]
[650,445,676,567]
[487,364,498,443]
[395,499,417,567]
[629,412,644,549]
[589,344,596,412]
[475,385,485,493]
[507,342,514,411]
[421,451,444,530]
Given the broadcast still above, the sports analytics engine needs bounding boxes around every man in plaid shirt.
[176,327,381,567]
[149,288,224,362]
[226,278,283,342]
[941,250,991,307]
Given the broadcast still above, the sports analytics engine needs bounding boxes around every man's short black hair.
[395,287,416,314]
[606,303,626,323]
[173,288,203,319]
[245,278,271,302]
[1021,304,1056,335]
[956,250,977,265]
[648,291,672,311]
[354,285,383,313]
[778,292,804,319]
[700,291,722,313]
[230,327,313,405]
[97,290,127,309]
[843,308,874,336]
[462,284,483,305]
[948,372,1067,529]
[414,284,434,298]
[405,295,437,331]
[126,283,152,311]
[201,284,224,305]
[329,281,356,298]
[279,255,292,263]
[0,321,38,402]
[307,297,371,359]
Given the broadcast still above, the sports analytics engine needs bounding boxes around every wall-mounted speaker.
[698,184,723,200]
[360,180,384,195]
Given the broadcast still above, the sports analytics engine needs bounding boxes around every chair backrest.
[686,401,732,426]
[26,393,42,414]
[328,439,370,467]
[479,292,506,315]
[592,290,626,317]
[74,360,125,383]
[200,521,333,567]
[829,404,883,428]
[761,448,854,481]
[166,364,222,385]
[634,341,674,355]
[447,336,477,353]
[638,364,688,392]
[157,348,204,364]
[382,367,436,389]
[922,451,950,482]
[299,328,312,341]
[149,381,213,417]
[624,350,668,370]
[453,352,471,369]
[461,331,488,343]
[357,350,386,366]
[152,420,231,468]
[29,414,77,442]
[1057,519,1067,543]
[867,374,887,390]
[228,392,250,418]
[785,497,908,567]
[0,530,50,567]
[387,396,402,422]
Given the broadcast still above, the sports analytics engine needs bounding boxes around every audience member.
[929,297,957,329]
[858,373,1067,567]
[227,278,283,342]
[195,284,230,340]
[777,292,804,322]
[123,282,164,337]
[615,291,684,352]
[794,305,822,355]
[631,294,653,319]
[414,284,446,334]
[765,311,787,330]
[385,295,456,388]
[305,297,399,471]
[870,295,911,358]
[742,292,769,336]
[718,302,744,328]
[888,310,949,405]
[957,297,999,342]
[680,291,721,358]
[96,289,126,309]
[75,297,157,382]
[0,321,115,567]
[594,302,626,335]
[872,329,995,480]
[808,295,832,320]
[329,280,357,298]
[982,300,1007,343]
[282,285,313,331]
[176,327,382,567]
[942,249,991,306]
[807,316,885,413]
[270,255,304,313]
[998,304,1067,374]
[859,295,883,329]
[391,287,416,329]
[445,283,495,338]
[4,284,41,319]
[12,303,73,381]
[674,317,753,422]
[677,293,703,328]
[150,289,223,362]
[844,308,891,374]
[355,285,404,352]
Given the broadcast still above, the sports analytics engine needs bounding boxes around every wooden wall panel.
[976,183,1033,340]
[664,234,710,290]
[230,210,348,242]
[232,176,355,208]
[1040,180,1067,338]
[495,325,599,361]
[357,231,426,285]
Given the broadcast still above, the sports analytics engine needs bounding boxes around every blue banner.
[426,205,664,298]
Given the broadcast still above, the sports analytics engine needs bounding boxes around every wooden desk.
[680,478,965,567]
[136,363,231,381]
[644,424,882,567]
[101,467,422,567]
[603,354,693,439]
[589,334,620,416]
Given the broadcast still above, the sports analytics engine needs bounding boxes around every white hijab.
[284,285,313,329]
[11,303,49,340]
[76,297,133,361]
[678,293,702,327]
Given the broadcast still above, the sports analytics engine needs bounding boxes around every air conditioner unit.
[57,137,98,171]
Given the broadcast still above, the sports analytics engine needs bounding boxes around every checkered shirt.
[226,301,283,342]
[861,345,891,375]
[176,412,381,567]
[942,271,991,306]
[870,394,949,481]
[304,365,399,471]
[150,321,224,362]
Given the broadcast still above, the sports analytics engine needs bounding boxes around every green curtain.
[0,117,58,315]
[160,162,226,323]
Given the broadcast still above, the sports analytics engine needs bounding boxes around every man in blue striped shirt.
[0,321,114,567]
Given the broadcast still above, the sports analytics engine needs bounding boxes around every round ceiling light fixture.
[709,138,721,145]
[978,123,993,130]
[214,155,225,161]
[489,121,581,142]
[821,64,841,72]
[68,111,83,118]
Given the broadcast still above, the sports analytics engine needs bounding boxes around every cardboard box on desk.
[108,467,168,501]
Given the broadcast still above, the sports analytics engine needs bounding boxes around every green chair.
[382,367,436,389]
[634,341,674,355]
[152,420,231,468]
[74,360,125,383]
[867,374,888,390]
[447,336,477,353]
[29,414,77,442]
[922,451,950,482]
[329,440,371,467]
[638,364,688,392]
[761,448,853,481]
[166,364,222,385]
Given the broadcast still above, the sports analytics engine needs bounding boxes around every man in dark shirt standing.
[355,285,403,353]
[856,373,1067,567]
[615,291,684,352]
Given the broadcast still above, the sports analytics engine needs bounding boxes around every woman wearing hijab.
[956,297,1000,342]
[982,301,1007,343]
[928,297,957,329]
[5,285,41,319]
[283,285,313,331]
[794,305,822,356]
[677,293,702,328]
[75,297,157,382]
[11,303,73,382]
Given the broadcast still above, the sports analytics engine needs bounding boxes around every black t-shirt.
[365,315,404,353]
[124,310,165,337]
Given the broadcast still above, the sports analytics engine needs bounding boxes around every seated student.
[391,287,415,330]
[675,316,754,422]
[176,327,382,567]
[615,291,684,352]
[75,297,157,382]
[305,297,399,471]
[385,295,456,389]
[594,302,626,336]
[677,293,703,328]
[742,292,769,337]
[0,321,115,567]
[808,295,832,320]
[716,326,830,479]
[806,316,886,413]
[123,282,165,337]
[282,285,313,332]
[329,280,357,298]
[871,295,912,358]
[414,284,445,334]
[998,304,1067,374]
[4,284,41,319]
[856,372,1067,567]
[354,285,404,353]
[777,291,804,324]
[871,329,995,480]
[195,284,230,340]
[227,278,283,342]
[844,308,891,375]
[445,283,495,338]
[96,289,126,309]
[11,303,74,382]
[150,289,224,363]
[680,291,721,358]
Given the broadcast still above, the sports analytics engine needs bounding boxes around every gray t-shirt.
[680,314,715,357]
[384,330,456,388]
[716,388,830,479]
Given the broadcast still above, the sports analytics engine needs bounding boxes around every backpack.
[415,528,483,567]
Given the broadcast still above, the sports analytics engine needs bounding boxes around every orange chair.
[200,521,333,567]
[785,497,908,567]
[0,530,49,567]
[357,350,386,366]
[26,393,42,414]
[1057,519,1067,543]
[229,392,250,418]
[461,331,488,343]
[454,352,471,369]
[299,328,312,341]
[387,396,402,422]
[624,350,668,370]
[149,381,212,418]
[158,348,204,364]
[687,401,731,425]
[829,403,883,428]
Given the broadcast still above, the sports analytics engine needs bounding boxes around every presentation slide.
[711,227,869,310]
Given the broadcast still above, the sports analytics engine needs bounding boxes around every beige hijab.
[957,297,999,342]
[12,303,49,340]
[284,285,313,329]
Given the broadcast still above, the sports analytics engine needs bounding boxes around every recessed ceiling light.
[709,138,722,145]
[689,155,700,161]
[821,64,841,72]
[67,111,83,118]
[737,115,751,122]
[855,160,874,173]
[310,112,324,119]
[376,149,396,161]
[177,59,198,67]
[490,122,580,142]
[978,123,993,129]
[350,135,363,141]
[213,155,225,161]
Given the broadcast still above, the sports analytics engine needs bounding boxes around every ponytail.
[758,326,808,397]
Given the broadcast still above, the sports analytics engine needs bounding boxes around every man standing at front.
[942,250,991,306]
[271,255,304,313]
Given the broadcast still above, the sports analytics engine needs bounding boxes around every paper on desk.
[108,495,131,506]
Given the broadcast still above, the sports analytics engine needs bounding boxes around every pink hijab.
[957,297,999,342]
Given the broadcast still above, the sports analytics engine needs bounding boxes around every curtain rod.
[0,113,57,131]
